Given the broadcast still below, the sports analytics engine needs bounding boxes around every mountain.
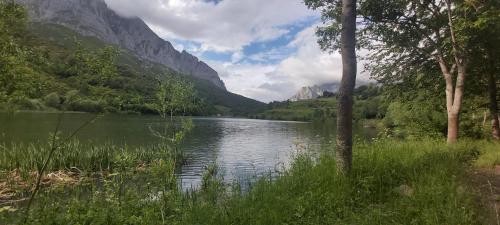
[16,0,226,90]
[289,83,341,101]
[289,86,324,102]
[14,0,266,115]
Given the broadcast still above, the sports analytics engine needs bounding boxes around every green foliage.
[182,140,483,225]
[0,2,265,116]
[9,98,45,111]
[68,41,119,86]
[0,1,38,105]
[187,77,266,116]
[384,100,447,138]
[473,140,500,168]
[304,0,500,141]
[65,98,105,113]
[257,98,334,121]
[154,75,197,118]
[257,85,386,121]
[2,139,489,224]
[0,142,176,173]
[43,92,61,109]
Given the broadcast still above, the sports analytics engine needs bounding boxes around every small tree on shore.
[154,74,197,120]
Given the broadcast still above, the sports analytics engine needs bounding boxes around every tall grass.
[0,142,181,174]
[473,140,500,168]
[1,139,494,224]
[183,140,483,225]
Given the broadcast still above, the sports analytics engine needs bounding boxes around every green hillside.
[7,22,265,116]
[255,84,385,121]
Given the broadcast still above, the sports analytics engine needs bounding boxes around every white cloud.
[206,25,370,103]
[104,0,370,102]
[206,61,281,102]
[105,0,316,52]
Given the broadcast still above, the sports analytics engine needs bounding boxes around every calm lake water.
[0,112,377,189]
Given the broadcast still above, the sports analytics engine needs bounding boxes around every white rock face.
[289,86,324,102]
[17,0,227,90]
[289,83,341,101]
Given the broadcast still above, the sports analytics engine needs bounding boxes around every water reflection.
[178,118,316,190]
[0,113,377,189]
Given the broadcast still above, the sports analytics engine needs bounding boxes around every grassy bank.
[1,139,497,224]
[184,140,488,225]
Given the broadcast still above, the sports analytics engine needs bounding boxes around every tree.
[69,40,118,87]
[305,0,358,173]
[363,0,472,143]
[345,0,489,143]
[0,0,37,105]
[154,74,197,120]
[464,0,500,140]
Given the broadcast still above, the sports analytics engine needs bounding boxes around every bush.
[63,90,80,104]
[10,98,45,110]
[384,101,447,138]
[43,92,61,108]
[66,98,104,113]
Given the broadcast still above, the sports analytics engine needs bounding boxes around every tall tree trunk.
[437,58,465,144]
[489,72,500,140]
[447,111,459,143]
[335,0,357,174]
[439,0,466,144]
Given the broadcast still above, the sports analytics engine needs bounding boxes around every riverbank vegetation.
[1,139,498,224]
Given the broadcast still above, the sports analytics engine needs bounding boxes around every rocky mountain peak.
[17,0,227,90]
[289,83,341,102]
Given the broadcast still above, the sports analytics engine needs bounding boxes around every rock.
[289,86,324,102]
[16,0,226,90]
[289,83,340,101]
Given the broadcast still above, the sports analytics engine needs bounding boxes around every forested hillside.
[256,84,384,122]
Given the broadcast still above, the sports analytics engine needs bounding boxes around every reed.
[0,142,180,174]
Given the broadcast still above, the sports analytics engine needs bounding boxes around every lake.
[0,112,377,189]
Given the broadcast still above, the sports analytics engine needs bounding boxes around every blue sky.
[182,18,316,64]
[105,0,359,102]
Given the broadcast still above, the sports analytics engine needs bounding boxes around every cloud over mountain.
[104,0,369,102]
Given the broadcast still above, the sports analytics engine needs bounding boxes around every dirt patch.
[0,170,82,206]
[469,166,500,225]
[0,165,149,206]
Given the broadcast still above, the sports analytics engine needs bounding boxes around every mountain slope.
[16,0,226,90]
[13,0,266,115]
[26,23,265,115]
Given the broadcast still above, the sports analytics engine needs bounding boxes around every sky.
[104,0,367,103]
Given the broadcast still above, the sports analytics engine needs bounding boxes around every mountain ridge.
[16,0,227,90]
[289,83,341,101]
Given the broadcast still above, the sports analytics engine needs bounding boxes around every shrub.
[10,98,45,110]
[66,98,104,113]
[43,92,61,109]
[63,90,80,104]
